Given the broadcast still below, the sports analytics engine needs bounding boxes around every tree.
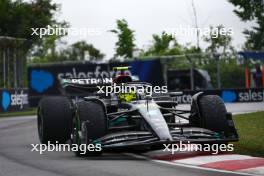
[229,0,264,50]
[110,19,135,59]
[30,35,63,63]
[30,40,104,63]
[152,32,175,54]
[0,0,64,48]
[68,41,104,61]
[201,59,245,88]
[203,25,234,54]
[141,31,200,57]
[142,32,180,56]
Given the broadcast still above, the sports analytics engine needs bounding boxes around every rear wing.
[59,77,113,96]
[61,77,112,87]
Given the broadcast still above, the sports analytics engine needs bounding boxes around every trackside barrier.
[28,88,264,107]
[28,60,164,107]
[0,88,29,112]
[173,88,264,104]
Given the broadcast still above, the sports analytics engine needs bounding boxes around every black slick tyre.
[37,96,72,144]
[73,100,107,156]
[198,95,230,136]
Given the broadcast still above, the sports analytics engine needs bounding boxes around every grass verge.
[232,111,264,157]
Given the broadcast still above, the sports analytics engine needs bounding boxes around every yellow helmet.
[118,92,136,102]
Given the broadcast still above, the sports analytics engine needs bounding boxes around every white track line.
[124,153,258,176]
[239,166,264,175]
[174,154,255,165]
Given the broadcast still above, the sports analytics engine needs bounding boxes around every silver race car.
[37,67,238,156]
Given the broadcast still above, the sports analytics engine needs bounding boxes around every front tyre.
[72,100,107,157]
[199,95,230,135]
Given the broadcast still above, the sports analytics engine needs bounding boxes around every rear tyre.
[73,101,107,157]
[37,97,72,144]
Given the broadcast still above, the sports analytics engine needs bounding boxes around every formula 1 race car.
[37,67,238,156]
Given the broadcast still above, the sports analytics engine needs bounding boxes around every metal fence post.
[14,47,17,88]
[3,50,6,88]
[214,54,221,89]
[186,55,194,91]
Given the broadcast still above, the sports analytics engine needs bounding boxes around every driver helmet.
[118,92,137,102]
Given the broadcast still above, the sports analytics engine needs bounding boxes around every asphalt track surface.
[0,103,263,176]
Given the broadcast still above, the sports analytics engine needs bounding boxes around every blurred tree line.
[0,0,104,63]
[229,0,264,51]
[30,38,105,63]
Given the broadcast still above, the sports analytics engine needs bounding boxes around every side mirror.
[168,92,183,97]
[145,95,152,100]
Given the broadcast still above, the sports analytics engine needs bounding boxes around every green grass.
[0,108,37,118]
[232,111,264,157]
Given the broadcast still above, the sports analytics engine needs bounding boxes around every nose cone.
[137,101,173,141]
